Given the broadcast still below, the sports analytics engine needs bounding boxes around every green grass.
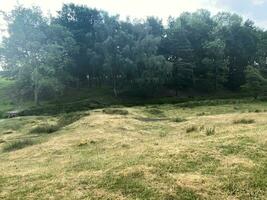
[2,139,36,152]
[0,100,266,199]
[186,125,198,133]
[205,127,216,136]
[172,117,187,123]
[30,124,60,134]
[0,117,30,133]
[103,108,129,115]
[30,112,88,134]
[233,118,255,124]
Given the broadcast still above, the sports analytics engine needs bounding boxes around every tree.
[214,13,258,90]
[55,4,103,85]
[1,4,267,102]
[0,6,77,105]
[242,66,267,99]
[161,19,195,95]
[146,17,164,37]
[201,38,228,91]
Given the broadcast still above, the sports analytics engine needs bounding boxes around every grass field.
[0,101,266,199]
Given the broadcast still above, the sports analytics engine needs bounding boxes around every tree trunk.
[215,68,218,91]
[76,79,80,89]
[34,86,39,106]
[113,75,118,97]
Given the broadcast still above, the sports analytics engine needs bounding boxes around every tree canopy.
[1,4,267,104]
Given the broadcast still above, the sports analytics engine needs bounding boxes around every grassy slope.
[0,101,266,199]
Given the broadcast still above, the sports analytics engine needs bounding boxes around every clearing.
[0,100,266,199]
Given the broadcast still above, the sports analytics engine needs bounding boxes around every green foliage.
[242,66,267,99]
[1,6,77,105]
[0,4,266,104]
[0,77,15,116]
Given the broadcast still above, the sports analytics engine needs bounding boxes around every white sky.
[0,0,218,19]
[0,0,266,32]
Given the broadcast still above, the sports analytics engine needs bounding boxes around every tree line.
[0,4,267,105]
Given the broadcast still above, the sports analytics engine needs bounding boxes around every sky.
[0,0,267,31]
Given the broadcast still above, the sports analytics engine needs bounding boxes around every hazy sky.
[0,0,267,29]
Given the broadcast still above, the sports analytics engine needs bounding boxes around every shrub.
[2,139,36,152]
[103,109,129,115]
[30,124,60,134]
[186,125,198,133]
[0,111,5,119]
[233,119,255,124]
[205,127,216,136]
[172,117,186,123]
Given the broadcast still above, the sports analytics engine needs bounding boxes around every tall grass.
[30,112,88,134]
[102,109,129,115]
[186,125,198,133]
[233,119,255,124]
[2,139,36,152]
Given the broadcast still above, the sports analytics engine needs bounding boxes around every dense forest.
[0,4,267,105]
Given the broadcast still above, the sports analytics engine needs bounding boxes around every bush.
[30,124,60,134]
[186,125,198,133]
[205,127,216,136]
[0,111,5,119]
[172,117,186,123]
[103,109,129,115]
[2,139,36,152]
[233,119,255,124]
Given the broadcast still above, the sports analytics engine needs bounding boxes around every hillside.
[0,101,266,199]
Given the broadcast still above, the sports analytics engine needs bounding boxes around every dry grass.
[0,102,266,199]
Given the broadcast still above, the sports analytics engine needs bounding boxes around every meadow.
[0,100,266,199]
